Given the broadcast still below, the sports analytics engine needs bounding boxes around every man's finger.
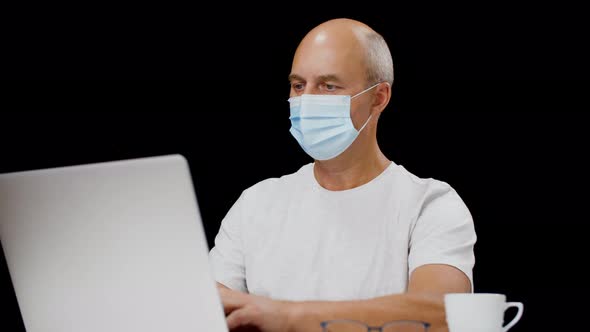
[226,306,256,330]
[218,287,248,314]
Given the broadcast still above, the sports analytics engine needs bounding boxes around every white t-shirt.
[209,161,476,301]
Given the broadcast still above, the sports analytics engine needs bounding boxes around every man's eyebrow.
[288,74,344,83]
[288,74,304,82]
[316,74,343,83]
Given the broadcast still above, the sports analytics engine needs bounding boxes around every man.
[209,18,476,332]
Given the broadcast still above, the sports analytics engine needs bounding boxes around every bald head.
[292,18,394,88]
[301,18,373,46]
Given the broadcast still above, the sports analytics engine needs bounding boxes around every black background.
[1,3,589,331]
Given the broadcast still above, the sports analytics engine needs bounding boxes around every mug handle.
[502,302,524,332]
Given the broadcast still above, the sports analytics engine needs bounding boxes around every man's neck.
[313,142,391,191]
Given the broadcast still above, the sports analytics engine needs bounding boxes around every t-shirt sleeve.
[408,184,477,290]
[208,191,248,292]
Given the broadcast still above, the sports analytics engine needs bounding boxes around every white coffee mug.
[444,293,523,332]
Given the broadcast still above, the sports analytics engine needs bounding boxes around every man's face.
[288,31,373,130]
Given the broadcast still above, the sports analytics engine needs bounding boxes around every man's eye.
[321,83,339,92]
[292,83,305,90]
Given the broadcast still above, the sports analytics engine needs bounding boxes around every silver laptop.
[0,155,228,332]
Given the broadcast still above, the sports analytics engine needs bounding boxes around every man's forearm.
[285,292,446,332]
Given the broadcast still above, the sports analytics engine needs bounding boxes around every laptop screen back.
[0,155,228,332]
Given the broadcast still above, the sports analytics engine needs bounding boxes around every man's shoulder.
[395,164,470,220]
[393,163,454,195]
[242,163,313,197]
[391,163,470,215]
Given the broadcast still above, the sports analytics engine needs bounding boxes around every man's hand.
[217,284,295,332]
[215,282,449,332]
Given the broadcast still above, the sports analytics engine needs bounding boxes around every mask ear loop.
[358,114,373,133]
[351,82,382,133]
[351,82,381,99]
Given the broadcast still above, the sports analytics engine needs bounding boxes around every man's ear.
[372,82,392,115]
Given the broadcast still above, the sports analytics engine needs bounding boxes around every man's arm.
[408,264,471,293]
[219,264,470,332]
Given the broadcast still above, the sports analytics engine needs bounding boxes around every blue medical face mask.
[288,83,380,161]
